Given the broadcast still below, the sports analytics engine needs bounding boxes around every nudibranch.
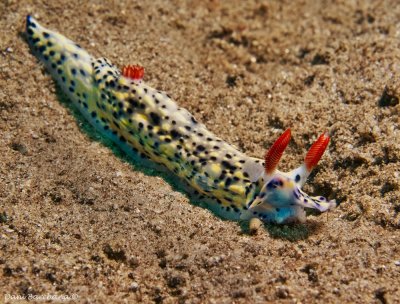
[26,15,336,225]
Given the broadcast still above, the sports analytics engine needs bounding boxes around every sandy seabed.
[1,1,399,303]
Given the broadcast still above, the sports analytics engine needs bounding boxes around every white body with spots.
[26,16,337,224]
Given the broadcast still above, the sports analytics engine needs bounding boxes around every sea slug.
[26,15,336,225]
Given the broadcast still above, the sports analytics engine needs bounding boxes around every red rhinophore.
[122,65,145,80]
[304,132,330,171]
[265,128,291,174]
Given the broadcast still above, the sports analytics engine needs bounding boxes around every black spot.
[27,28,34,36]
[69,87,74,92]
[91,111,97,118]
[232,205,240,213]
[49,50,55,56]
[170,130,181,139]
[80,69,86,76]
[295,174,301,182]
[73,53,79,59]
[191,116,198,124]
[221,160,236,171]
[113,120,120,129]
[38,45,46,52]
[51,63,56,69]
[127,98,139,107]
[82,102,88,108]
[213,145,220,150]
[185,126,191,131]
[196,145,206,152]
[150,112,161,125]
[226,154,232,159]
[43,32,50,38]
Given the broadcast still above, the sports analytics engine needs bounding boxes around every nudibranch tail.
[26,15,95,120]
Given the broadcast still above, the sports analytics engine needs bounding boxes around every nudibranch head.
[248,129,336,223]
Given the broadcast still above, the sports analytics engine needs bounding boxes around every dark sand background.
[1,0,399,303]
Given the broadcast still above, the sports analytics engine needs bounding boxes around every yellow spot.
[114,92,126,101]
[229,185,245,196]
[118,77,129,86]
[210,164,221,175]
[135,113,149,123]
[65,44,77,53]
[136,88,144,96]
[234,171,245,180]
[159,144,174,158]
[143,95,154,106]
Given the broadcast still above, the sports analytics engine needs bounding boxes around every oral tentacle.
[295,188,336,212]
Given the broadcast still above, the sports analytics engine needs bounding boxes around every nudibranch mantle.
[26,15,337,224]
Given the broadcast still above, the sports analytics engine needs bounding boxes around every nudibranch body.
[26,16,336,224]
